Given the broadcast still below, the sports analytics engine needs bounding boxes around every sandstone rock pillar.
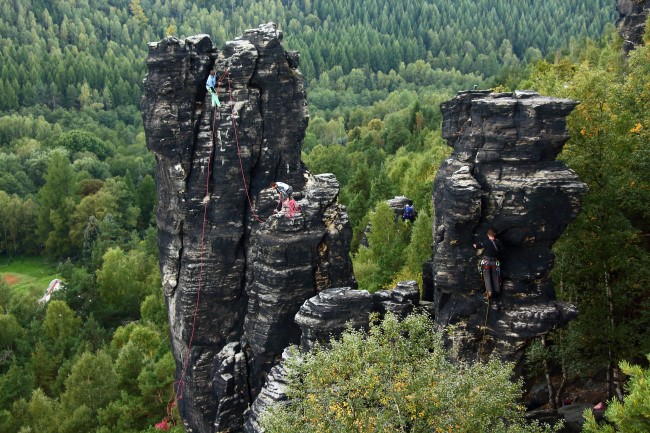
[141,24,354,433]
[424,90,587,364]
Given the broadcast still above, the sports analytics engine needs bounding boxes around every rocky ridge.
[142,24,592,433]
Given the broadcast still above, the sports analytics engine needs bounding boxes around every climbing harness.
[479,258,501,285]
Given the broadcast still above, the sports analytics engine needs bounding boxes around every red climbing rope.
[225,71,289,223]
[285,197,301,219]
[174,118,214,401]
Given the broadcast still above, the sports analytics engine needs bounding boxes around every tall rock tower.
[423,90,587,365]
[141,24,355,433]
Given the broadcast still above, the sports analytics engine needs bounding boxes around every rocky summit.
[141,23,355,433]
[422,90,587,365]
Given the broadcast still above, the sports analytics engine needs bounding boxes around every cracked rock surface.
[141,23,355,433]
[423,90,587,365]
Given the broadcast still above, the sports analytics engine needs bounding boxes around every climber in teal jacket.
[206,69,221,107]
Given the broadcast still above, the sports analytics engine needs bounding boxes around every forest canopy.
[1,0,645,432]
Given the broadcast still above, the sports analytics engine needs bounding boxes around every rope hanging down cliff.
[172,66,298,408]
[221,69,299,223]
[172,69,231,408]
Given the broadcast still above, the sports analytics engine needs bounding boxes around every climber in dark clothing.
[473,228,504,298]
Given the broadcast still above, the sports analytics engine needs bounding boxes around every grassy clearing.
[0,255,59,294]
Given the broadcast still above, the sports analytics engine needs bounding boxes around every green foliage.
[54,130,113,160]
[43,301,82,355]
[0,0,613,115]
[262,313,560,433]
[0,193,39,255]
[396,209,433,286]
[313,97,447,285]
[37,151,77,257]
[140,291,167,329]
[523,30,650,378]
[8,388,59,433]
[95,246,158,326]
[582,355,650,433]
[354,202,411,292]
[60,350,118,421]
[113,326,161,393]
[0,313,24,353]
[54,260,96,315]
[5,287,41,328]
[0,363,34,417]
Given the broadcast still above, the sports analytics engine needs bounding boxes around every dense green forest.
[0,0,613,111]
[1,0,648,431]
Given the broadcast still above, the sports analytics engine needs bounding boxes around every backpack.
[403,205,414,220]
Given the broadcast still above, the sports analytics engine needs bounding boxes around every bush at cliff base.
[581,354,650,433]
[261,313,562,433]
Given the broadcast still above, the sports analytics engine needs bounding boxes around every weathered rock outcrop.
[616,0,650,53]
[423,90,587,364]
[141,24,355,433]
[294,281,420,351]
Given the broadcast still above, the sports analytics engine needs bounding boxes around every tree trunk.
[541,335,557,410]
[555,354,569,407]
[604,270,623,400]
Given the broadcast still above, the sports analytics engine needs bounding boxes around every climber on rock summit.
[270,181,301,218]
[271,181,292,201]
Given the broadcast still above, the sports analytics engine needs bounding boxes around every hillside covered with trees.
[1,0,648,432]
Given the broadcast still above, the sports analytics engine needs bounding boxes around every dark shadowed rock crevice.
[142,24,355,433]
[423,90,587,366]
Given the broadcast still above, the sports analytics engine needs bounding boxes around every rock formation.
[616,0,650,53]
[141,24,355,433]
[423,90,587,365]
[142,22,593,433]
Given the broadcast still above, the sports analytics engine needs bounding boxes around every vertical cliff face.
[616,0,650,53]
[141,24,355,433]
[424,90,587,364]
